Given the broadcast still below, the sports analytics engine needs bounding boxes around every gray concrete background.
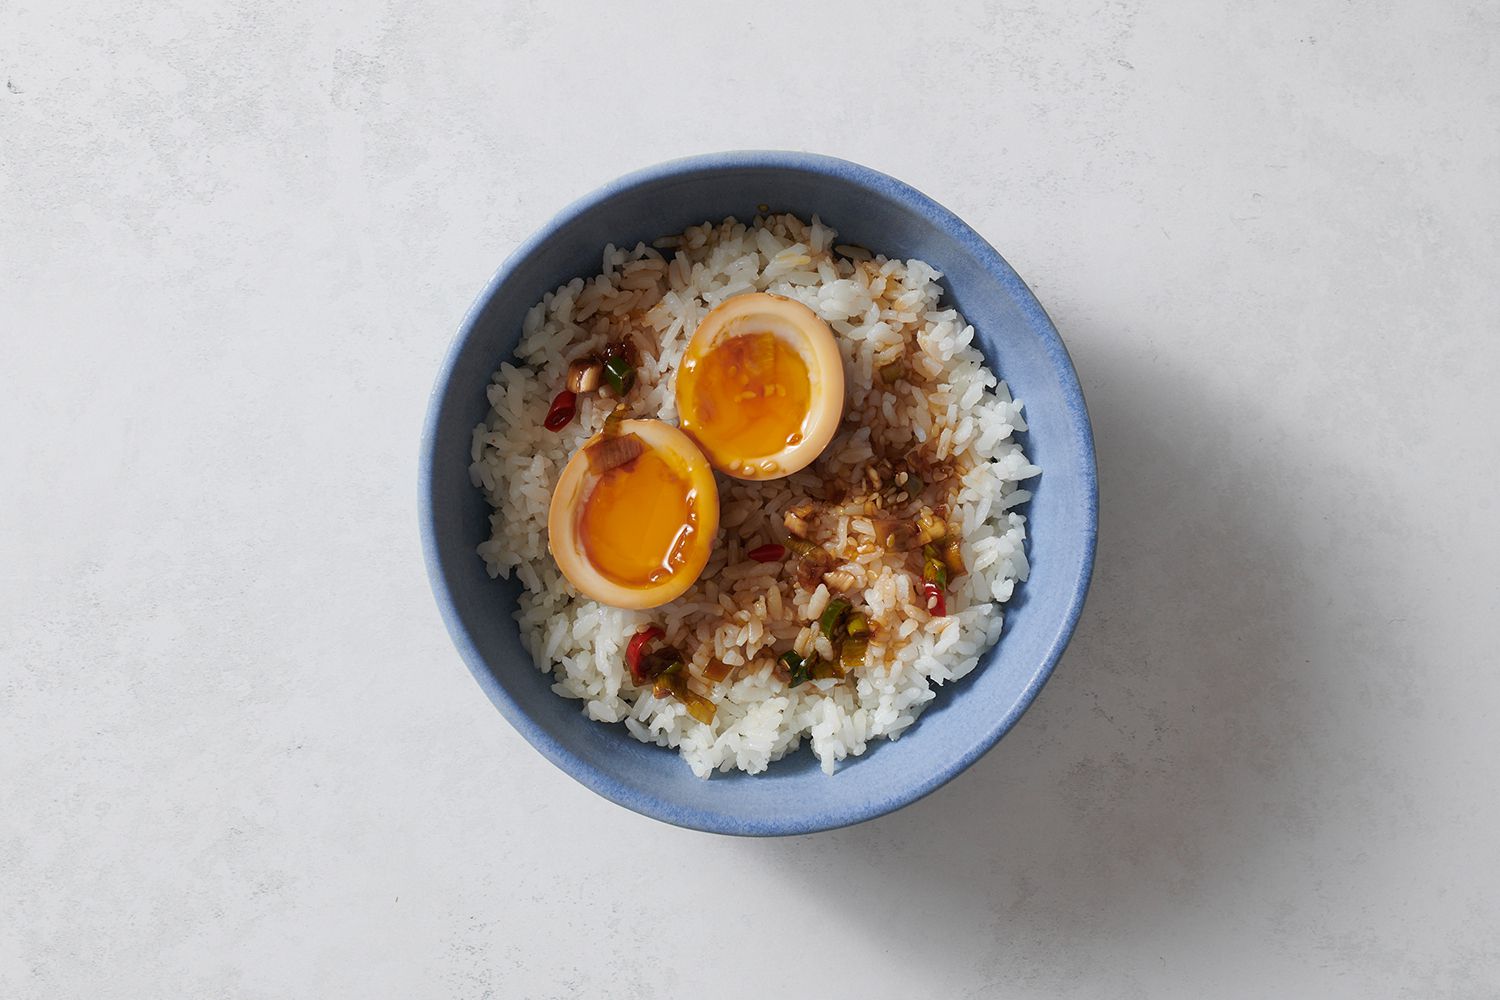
[4,1,1498,996]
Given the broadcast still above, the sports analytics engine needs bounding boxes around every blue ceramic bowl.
[420,152,1097,836]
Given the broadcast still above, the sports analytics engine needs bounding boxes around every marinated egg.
[547,419,719,609]
[675,292,844,480]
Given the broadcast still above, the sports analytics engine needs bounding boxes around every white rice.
[469,214,1038,777]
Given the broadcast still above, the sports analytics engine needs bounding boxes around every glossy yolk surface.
[679,331,812,462]
[579,448,698,588]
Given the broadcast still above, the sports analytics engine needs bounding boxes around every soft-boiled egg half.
[675,292,845,481]
[547,418,719,609]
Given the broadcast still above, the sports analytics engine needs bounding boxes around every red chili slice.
[626,625,664,684]
[921,580,947,617]
[543,390,577,432]
[747,543,786,563]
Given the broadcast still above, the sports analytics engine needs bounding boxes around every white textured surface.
[3,1,1498,996]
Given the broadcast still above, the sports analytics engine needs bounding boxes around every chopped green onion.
[839,637,868,672]
[810,656,843,681]
[941,537,967,580]
[819,597,851,638]
[649,665,717,722]
[785,537,821,557]
[779,650,810,688]
[790,660,810,687]
[904,471,924,496]
[922,554,948,590]
[917,508,947,544]
[879,361,906,384]
[603,355,636,396]
[679,687,717,724]
[845,612,869,637]
[602,402,629,435]
[650,659,685,699]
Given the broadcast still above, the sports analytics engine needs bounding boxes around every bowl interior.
[421,153,1096,835]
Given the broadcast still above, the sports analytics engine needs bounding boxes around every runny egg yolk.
[674,292,844,482]
[548,418,719,610]
[679,331,813,464]
[579,448,699,588]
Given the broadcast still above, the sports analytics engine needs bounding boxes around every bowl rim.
[419,150,1098,836]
